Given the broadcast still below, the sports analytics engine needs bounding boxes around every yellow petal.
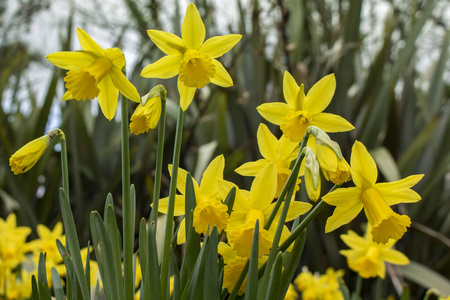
[268,201,312,223]
[283,71,301,110]
[76,28,105,57]
[46,51,96,70]
[105,47,125,69]
[199,155,224,198]
[235,159,268,177]
[250,163,277,210]
[340,230,369,250]
[322,186,361,206]
[198,34,242,58]
[181,3,205,49]
[375,174,423,206]
[351,141,378,189]
[177,77,196,111]
[62,90,74,101]
[110,66,140,103]
[168,164,200,196]
[380,248,409,265]
[257,102,291,125]
[177,218,187,244]
[156,195,187,216]
[325,201,364,233]
[257,124,278,161]
[97,73,119,121]
[140,55,182,79]
[303,73,336,114]
[147,29,185,56]
[312,112,355,133]
[218,242,237,264]
[210,59,233,87]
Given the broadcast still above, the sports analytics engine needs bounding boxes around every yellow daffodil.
[294,267,345,300]
[0,213,31,270]
[9,135,49,175]
[141,3,242,111]
[323,141,424,244]
[340,226,409,279]
[257,72,354,142]
[284,284,299,300]
[235,123,301,197]
[301,147,322,201]
[219,164,311,258]
[129,96,161,135]
[156,155,229,242]
[46,28,140,120]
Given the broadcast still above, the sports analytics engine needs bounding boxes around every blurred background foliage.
[1,0,449,298]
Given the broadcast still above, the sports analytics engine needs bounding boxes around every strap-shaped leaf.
[37,253,51,300]
[245,220,259,300]
[265,252,283,300]
[204,227,220,299]
[51,267,66,300]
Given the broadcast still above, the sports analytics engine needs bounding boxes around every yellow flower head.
[257,72,354,142]
[46,28,140,120]
[29,222,65,268]
[9,135,49,175]
[129,96,162,135]
[220,164,311,258]
[156,155,229,243]
[235,123,301,197]
[0,214,31,270]
[323,141,424,244]
[141,3,242,111]
[340,226,409,279]
[294,267,344,300]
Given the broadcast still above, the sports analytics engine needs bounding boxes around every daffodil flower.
[129,96,161,135]
[156,155,229,242]
[219,164,311,258]
[340,226,409,278]
[293,267,345,300]
[235,123,300,197]
[257,72,354,142]
[9,135,49,175]
[141,3,242,111]
[0,214,31,269]
[46,28,140,120]
[323,141,424,244]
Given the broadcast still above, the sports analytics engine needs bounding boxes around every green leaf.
[51,267,66,300]
[204,227,220,300]
[245,220,259,300]
[265,252,283,300]
[31,275,40,300]
[37,253,51,300]
[399,261,450,296]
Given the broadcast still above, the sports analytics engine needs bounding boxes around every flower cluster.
[293,267,345,300]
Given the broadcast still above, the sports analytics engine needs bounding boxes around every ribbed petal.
[312,113,355,132]
[375,174,423,206]
[76,28,105,57]
[140,55,181,79]
[210,59,233,87]
[110,66,140,103]
[235,159,268,177]
[199,155,224,198]
[105,47,125,69]
[156,195,186,216]
[325,201,363,233]
[257,102,291,125]
[198,34,242,58]
[147,29,185,56]
[283,71,301,110]
[250,163,277,210]
[177,77,196,111]
[181,3,205,49]
[351,141,378,189]
[380,248,409,265]
[303,73,336,114]
[322,186,361,206]
[46,51,96,70]
[97,73,119,121]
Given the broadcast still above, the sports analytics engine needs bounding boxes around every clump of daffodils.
[293,267,345,300]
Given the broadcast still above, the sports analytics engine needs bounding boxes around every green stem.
[121,93,134,300]
[150,93,167,229]
[57,130,69,195]
[376,276,383,300]
[352,275,363,300]
[161,106,184,298]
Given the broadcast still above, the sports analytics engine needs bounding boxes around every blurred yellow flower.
[0,213,31,270]
[46,28,140,120]
[141,3,241,111]
[235,123,300,197]
[9,135,49,175]
[157,155,229,242]
[323,141,423,244]
[257,72,354,142]
[220,164,311,258]
[293,267,344,300]
[284,284,299,300]
[129,96,161,135]
[340,226,409,279]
